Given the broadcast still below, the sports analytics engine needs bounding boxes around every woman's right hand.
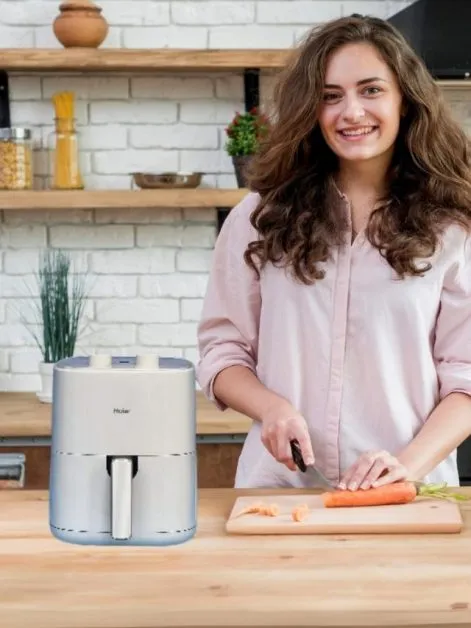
[260,401,315,472]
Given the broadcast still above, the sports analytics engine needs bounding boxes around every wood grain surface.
[0,188,247,210]
[0,391,251,437]
[1,488,471,628]
[0,48,291,71]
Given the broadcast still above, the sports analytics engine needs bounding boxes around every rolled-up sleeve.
[196,193,262,410]
[434,234,471,399]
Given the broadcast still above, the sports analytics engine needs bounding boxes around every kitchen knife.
[290,439,335,488]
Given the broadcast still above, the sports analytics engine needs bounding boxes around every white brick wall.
[0,206,216,391]
[1,0,470,393]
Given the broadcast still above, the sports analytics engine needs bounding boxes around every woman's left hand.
[337,450,409,490]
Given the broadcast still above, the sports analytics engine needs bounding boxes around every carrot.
[321,481,470,508]
[322,482,417,508]
[292,503,310,522]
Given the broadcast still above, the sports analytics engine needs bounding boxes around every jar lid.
[0,128,32,140]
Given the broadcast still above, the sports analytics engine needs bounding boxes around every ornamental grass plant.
[27,248,89,363]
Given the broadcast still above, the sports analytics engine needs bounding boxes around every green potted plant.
[224,107,270,187]
[25,249,89,403]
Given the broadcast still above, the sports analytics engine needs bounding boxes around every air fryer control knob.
[136,354,159,369]
[89,354,112,368]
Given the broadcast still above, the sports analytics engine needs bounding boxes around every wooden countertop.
[1,487,471,628]
[0,391,252,438]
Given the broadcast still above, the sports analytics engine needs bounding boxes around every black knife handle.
[290,439,307,472]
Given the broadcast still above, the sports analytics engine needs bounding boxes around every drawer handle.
[0,453,25,488]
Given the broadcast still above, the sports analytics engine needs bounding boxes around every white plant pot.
[37,361,55,403]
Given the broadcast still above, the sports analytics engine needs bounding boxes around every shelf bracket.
[243,67,260,112]
[0,71,11,128]
[216,67,261,234]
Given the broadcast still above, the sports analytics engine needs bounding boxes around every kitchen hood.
[388,0,471,80]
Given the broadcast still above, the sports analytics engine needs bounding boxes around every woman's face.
[318,42,403,167]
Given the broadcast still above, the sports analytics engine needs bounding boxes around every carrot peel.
[321,481,470,508]
[233,502,280,518]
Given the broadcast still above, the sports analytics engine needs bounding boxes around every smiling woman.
[196,14,471,493]
[319,46,403,166]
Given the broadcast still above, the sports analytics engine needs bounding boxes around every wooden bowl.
[132,172,203,189]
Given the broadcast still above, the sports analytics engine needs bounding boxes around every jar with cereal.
[0,128,33,190]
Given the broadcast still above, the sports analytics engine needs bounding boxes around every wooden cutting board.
[225,494,464,534]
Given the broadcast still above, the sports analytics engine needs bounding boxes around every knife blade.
[290,439,335,488]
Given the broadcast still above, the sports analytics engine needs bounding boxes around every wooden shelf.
[0,49,470,87]
[0,48,290,72]
[436,80,471,89]
[0,391,252,437]
[0,188,247,210]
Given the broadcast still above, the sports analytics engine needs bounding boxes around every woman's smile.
[337,125,379,140]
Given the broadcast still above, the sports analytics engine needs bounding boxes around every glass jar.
[47,117,84,190]
[0,128,33,190]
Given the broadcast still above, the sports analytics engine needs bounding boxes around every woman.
[196,14,471,491]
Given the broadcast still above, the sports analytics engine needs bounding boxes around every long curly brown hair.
[243,14,471,284]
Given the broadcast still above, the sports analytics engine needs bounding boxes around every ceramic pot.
[53,0,109,48]
[232,155,253,188]
[37,361,54,403]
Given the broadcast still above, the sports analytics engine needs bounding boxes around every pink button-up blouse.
[196,190,471,488]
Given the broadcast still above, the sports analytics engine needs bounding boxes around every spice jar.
[0,128,33,190]
[47,117,84,190]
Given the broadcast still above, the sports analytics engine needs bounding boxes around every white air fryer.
[49,354,197,546]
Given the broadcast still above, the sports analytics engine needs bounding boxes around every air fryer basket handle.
[110,456,133,540]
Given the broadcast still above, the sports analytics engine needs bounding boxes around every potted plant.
[224,107,270,187]
[25,249,89,403]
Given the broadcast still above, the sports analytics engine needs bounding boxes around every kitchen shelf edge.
[0,48,291,71]
[0,188,249,210]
